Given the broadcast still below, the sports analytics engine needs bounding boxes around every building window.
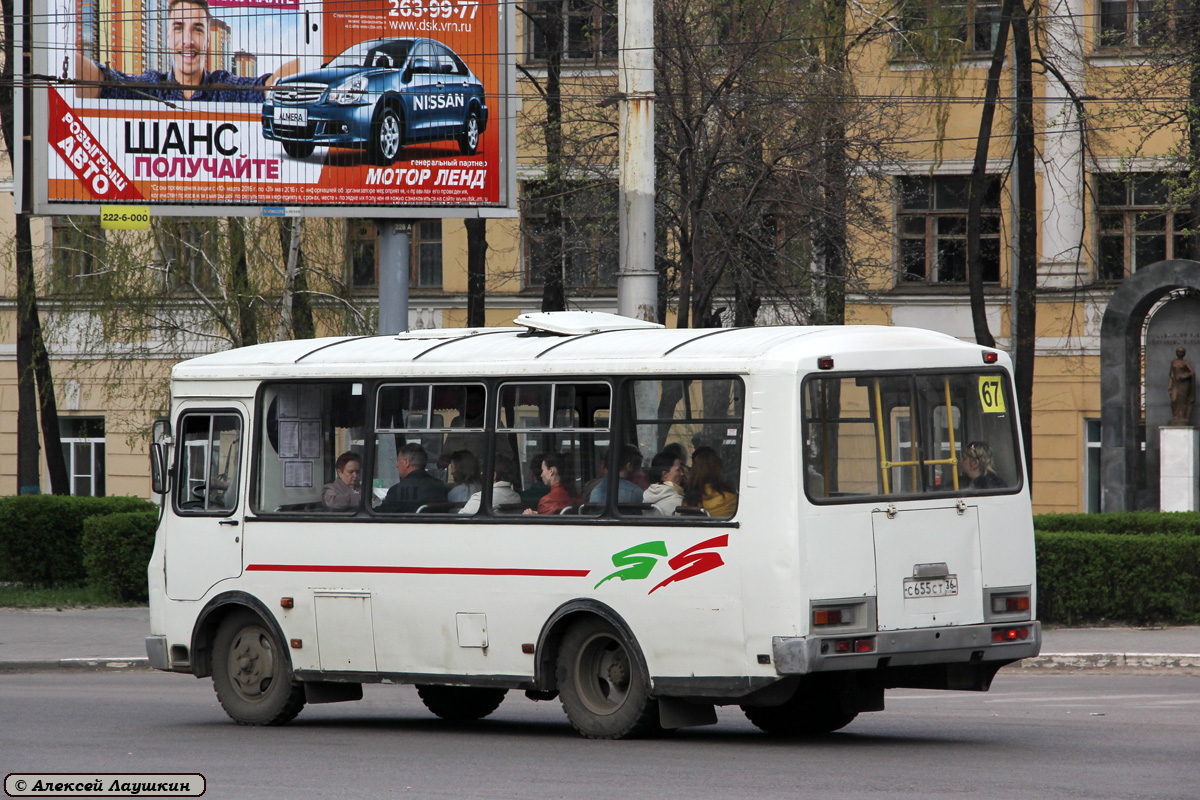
[60,417,105,497]
[1098,0,1188,48]
[415,220,443,287]
[897,175,1002,284]
[345,220,444,289]
[156,219,221,292]
[50,217,106,291]
[1085,418,1101,512]
[523,180,618,289]
[1096,173,1193,280]
[895,0,1001,55]
[347,221,377,289]
[527,0,617,62]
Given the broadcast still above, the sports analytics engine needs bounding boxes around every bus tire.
[556,618,659,739]
[415,685,508,721]
[211,610,306,726]
[740,685,857,736]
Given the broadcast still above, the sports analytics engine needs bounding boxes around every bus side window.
[620,378,745,519]
[254,382,367,514]
[176,412,242,514]
[495,382,609,517]
[373,383,485,515]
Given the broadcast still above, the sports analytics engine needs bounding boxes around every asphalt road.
[1,671,1197,800]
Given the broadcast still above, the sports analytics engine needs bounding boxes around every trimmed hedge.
[1033,511,1200,536]
[1035,531,1200,625]
[0,496,157,586]
[82,511,159,603]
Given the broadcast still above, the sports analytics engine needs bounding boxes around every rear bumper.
[773,621,1041,675]
[145,635,170,671]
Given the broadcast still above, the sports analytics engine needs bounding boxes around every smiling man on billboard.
[75,0,298,102]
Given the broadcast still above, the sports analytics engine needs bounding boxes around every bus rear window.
[803,371,1020,502]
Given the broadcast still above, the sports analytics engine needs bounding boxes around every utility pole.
[616,0,656,322]
[376,221,411,335]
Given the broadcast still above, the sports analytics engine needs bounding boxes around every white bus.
[145,311,1040,739]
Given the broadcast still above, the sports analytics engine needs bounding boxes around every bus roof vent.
[514,311,664,336]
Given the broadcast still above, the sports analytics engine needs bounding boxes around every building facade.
[3,0,1196,511]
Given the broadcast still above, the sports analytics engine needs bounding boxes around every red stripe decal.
[246,564,590,577]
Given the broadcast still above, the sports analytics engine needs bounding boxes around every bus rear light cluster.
[813,607,853,626]
[832,638,875,654]
[992,625,1030,643]
[992,594,1030,614]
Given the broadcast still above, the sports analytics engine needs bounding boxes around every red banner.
[48,87,143,202]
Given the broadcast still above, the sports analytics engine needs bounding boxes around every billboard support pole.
[377,221,412,335]
[616,0,656,323]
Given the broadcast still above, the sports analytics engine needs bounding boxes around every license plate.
[274,106,308,128]
[904,576,958,598]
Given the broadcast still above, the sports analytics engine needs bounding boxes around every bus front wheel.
[416,685,508,721]
[211,610,306,726]
[556,618,659,739]
[740,684,857,736]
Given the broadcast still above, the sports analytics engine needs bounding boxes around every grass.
[0,583,135,609]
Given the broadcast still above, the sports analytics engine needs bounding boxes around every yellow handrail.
[944,377,959,491]
[873,379,890,494]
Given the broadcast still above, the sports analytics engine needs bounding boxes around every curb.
[1019,653,1200,670]
[0,657,151,673]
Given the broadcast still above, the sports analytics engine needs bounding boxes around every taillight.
[992,594,1030,614]
[831,638,875,654]
[813,607,854,626]
[992,625,1030,643]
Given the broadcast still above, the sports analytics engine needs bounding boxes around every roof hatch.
[513,310,664,336]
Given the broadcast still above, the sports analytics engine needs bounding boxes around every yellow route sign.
[978,376,1006,413]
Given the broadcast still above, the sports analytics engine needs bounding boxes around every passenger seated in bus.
[523,452,581,515]
[519,456,551,508]
[684,446,737,517]
[643,450,685,516]
[960,440,1006,490]
[446,450,483,505]
[377,443,448,513]
[460,454,522,515]
[322,451,363,510]
[438,391,487,470]
[588,445,645,504]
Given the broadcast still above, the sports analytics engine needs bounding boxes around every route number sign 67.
[978,376,1006,414]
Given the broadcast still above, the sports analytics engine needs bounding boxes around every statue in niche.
[1168,347,1196,425]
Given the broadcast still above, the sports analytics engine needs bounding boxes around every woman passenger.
[322,451,363,510]
[684,446,737,517]
[446,450,482,505]
[523,452,581,515]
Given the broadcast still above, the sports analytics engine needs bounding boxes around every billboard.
[28,0,516,217]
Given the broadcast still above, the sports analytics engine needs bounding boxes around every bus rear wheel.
[415,685,508,721]
[556,618,659,739]
[212,610,306,726]
[740,685,857,736]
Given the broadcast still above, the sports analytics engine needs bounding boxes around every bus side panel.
[240,521,750,682]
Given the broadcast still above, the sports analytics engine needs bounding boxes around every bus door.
[871,504,984,631]
[167,406,248,601]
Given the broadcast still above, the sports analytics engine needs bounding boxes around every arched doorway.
[1100,259,1200,511]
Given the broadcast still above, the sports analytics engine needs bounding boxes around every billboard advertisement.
[30,0,515,217]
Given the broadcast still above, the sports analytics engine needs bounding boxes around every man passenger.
[377,443,447,513]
